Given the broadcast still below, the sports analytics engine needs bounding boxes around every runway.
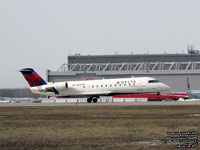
[1,100,200,107]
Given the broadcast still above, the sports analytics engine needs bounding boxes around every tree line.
[0,88,41,98]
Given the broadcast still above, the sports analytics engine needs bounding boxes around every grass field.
[0,105,199,150]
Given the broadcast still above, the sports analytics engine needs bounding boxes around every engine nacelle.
[53,82,68,91]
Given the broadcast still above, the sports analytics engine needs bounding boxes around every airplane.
[0,98,11,103]
[20,68,170,103]
[186,77,200,99]
[0,100,11,103]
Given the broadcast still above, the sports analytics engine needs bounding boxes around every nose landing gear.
[157,92,161,101]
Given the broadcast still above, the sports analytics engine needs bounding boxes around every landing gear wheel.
[87,97,92,103]
[93,97,98,103]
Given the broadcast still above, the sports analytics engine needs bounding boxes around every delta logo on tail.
[20,68,46,87]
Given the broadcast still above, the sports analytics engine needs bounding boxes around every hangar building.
[47,49,200,92]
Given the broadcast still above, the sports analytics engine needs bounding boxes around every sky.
[0,0,200,88]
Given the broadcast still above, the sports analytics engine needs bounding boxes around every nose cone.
[161,83,170,91]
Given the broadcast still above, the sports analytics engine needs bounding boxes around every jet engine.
[54,82,68,91]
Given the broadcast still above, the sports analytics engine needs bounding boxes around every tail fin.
[20,68,46,87]
[187,77,191,91]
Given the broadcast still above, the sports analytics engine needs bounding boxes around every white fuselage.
[30,77,170,97]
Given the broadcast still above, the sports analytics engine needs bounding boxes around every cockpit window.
[148,80,160,83]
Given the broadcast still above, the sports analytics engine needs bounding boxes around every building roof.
[68,54,200,64]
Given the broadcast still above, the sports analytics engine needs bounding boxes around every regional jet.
[186,77,200,99]
[20,68,170,103]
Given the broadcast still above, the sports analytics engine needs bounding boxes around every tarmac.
[0,100,200,107]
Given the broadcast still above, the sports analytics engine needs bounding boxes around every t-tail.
[187,77,191,91]
[20,68,46,87]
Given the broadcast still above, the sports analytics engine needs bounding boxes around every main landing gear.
[87,97,99,103]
